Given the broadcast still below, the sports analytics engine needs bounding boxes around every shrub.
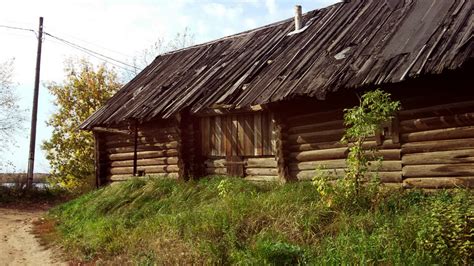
[416,190,473,264]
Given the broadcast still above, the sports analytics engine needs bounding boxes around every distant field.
[0,173,49,183]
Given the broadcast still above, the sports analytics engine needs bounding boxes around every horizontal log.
[372,149,401,160]
[246,157,277,168]
[107,174,133,181]
[289,138,399,152]
[290,147,348,162]
[205,167,227,175]
[106,141,179,153]
[287,110,343,127]
[245,168,278,176]
[400,112,474,133]
[290,168,401,182]
[288,128,345,144]
[93,127,131,135]
[403,177,474,189]
[374,172,402,183]
[292,169,345,181]
[401,126,474,143]
[107,172,181,181]
[105,134,178,146]
[109,157,179,167]
[137,126,177,137]
[147,172,179,179]
[288,120,344,134]
[289,159,347,170]
[141,165,179,174]
[402,149,474,165]
[403,163,474,177]
[108,165,179,175]
[290,160,401,172]
[244,175,279,182]
[289,141,346,152]
[399,100,474,120]
[107,149,178,161]
[401,138,474,154]
[204,159,226,168]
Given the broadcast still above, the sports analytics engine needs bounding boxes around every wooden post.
[93,132,103,187]
[191,116,205,179]
[176,113,187,180]
[26,17,44,188]
[176,111,195,181]
[273,112,290,182]
[391,114,400,144]
[132,121,138,176]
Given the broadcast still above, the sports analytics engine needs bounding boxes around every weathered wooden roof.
[82,0,473,129]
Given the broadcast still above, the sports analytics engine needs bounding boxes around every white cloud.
[244,18,257,29]
[264,0,277,15]
[202,3,243,20]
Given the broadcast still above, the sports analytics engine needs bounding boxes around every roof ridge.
[157,3,341,57]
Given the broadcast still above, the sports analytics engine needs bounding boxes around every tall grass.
[47,177,473,264]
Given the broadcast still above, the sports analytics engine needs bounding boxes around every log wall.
[286,110,402,183]
[399,101,474,188]
[101,118,181,182]
[95,98,474,188]
[204,156,279,181]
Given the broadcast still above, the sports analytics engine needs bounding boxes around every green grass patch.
[46,177,473,264]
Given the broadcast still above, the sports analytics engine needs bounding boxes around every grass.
[43,176,473,264]
[0,183,70,209]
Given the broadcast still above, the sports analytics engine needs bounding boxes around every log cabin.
[81,0,473,189]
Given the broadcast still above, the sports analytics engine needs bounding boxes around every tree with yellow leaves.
[42,59,121,191]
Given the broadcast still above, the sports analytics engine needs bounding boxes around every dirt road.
[0,208,64,266]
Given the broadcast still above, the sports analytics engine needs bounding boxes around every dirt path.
[0,208,64,266]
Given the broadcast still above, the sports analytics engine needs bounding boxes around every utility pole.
[26,17,44,189]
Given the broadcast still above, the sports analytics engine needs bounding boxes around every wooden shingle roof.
[82,0,473,129]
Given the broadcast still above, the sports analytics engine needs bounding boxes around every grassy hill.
[43,177,473,264]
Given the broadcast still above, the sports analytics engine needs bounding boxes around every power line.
[1,23,140,73]
[46,30,135,59]
[0,24,35,33]
[44,32,139,73]
[44,35,136,73]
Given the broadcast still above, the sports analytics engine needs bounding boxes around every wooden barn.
[81,0,473,189]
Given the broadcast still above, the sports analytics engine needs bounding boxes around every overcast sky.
[0,0,338,173]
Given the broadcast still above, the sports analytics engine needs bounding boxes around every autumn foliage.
[42,59,121,191]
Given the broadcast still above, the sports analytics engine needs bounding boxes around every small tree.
[42,59,121,191]
[0,58,26,172]
[127,28,195,79]
[342,89,400,193]
[0,59,26,145]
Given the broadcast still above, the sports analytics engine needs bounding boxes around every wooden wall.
[98,118,181,182]
[284,99,474,189]
[286,110,402,183]
[200,112,279,181]
[399,100,474,188]
[200,112,274,156]
[94,95,474,188]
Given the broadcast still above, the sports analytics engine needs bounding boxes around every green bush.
[416,190,473,264]
[255,239,306,265]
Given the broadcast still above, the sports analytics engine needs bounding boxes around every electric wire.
[0,24,35,33]
[44,32,139,73]
[1,23,140,73]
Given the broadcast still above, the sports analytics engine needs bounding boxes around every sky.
[0,0,338,173]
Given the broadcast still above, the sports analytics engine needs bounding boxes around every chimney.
[294,5,302,31]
